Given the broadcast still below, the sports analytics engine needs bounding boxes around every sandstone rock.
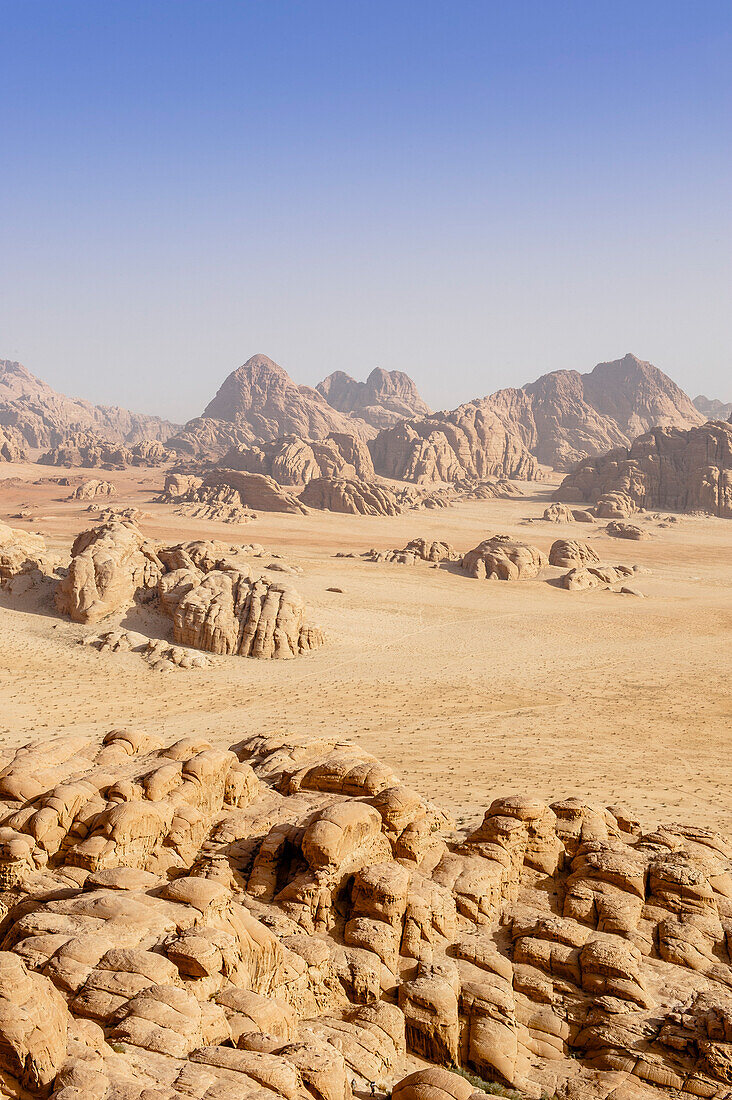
[593,490,639,518]
[0,425,28,462]
[0,522,49,580]
[369,408,540,485]
[606,521,648,540]
[557,419,732,517]
[0,951,70,1091]
[202,469,307,513]
[559,564,635,591]
[548,539,601,569]
[167,354,376,458]
[41,432,173,468]
[542,502,575,523]
[300,477,404,516]
[317,368,431,431]
[364,538,460,565]
[0,359,178,448]
[67,479,116,501]
[461,535,548,580]
[171,569,325,659]
[55,519,162,623]
[223,431,375,484]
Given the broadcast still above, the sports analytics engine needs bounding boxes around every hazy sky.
[1,1,730,422]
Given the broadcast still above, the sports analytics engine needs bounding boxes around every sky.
[0,1,730,422]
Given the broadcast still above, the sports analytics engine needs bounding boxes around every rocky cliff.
[317,367,431,429]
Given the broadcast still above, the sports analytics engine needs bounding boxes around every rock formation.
[40,431,173,468]
[369,407,540,484]
[556,420,732,518]
[0,729,728,1098]
[0,425,28,462]
[0,359,178,447]
[461,535,548,580]
[0,522,50,581]
[68,479,116,501]
[606,521,648,540]
[167,355,376,458]
[482,353,704,470]
[317,368,431,430]
[548,539,601,569]
[560,563,637,590]
[54,521,324,659]
[223,432,375,484]
[202,470,307,514]
[693,394,732,421]
[299,477,404,516]
[364,538,460,565]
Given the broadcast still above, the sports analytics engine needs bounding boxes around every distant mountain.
[167,353,376,457]
[0,360,179,448]
[317,367,431,430]
[369,353,703,480]
[694,394,732,421]
[483,353,704,470]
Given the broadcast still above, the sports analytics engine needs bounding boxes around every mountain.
[167,353,376,457]
[317,367,431,430]
[694,394,732,421]
[482,353,704,470]
[556,419,732,517]
[0,360,179,448]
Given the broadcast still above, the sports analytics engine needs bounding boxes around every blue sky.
[1,1,730,420]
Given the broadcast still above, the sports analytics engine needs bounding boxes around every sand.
[1,460,730,835]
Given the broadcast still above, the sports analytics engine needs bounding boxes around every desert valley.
[0,349,729,1100]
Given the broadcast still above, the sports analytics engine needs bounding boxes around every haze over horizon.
[1,1,730,421]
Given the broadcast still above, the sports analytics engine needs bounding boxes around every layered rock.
[548,539,601,569]
[317,368,431,430]
[167,354,376,457]
[0,522,50,581]
[0,425,28,462]
[41,432,173,468]
[222,431,375,485]
[364,538,460,565]
[0,730,728,1098]
[67,479,116,501]
[556,420,732,518]
[202,470,307,514]
[0,359,178,447]
[694,394,732,421]
[369,407,540,485]
[55,519,163,623]
[483,353,704,470]
[54,522,324,659]
[461,535,548,580]
[300,477,404,516]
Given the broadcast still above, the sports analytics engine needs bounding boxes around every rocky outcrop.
[694,394,732,421]
[54,523,324,659]
[55,519,163,623]
[0,522,50,581]
[202,470,307,513]
[606,520,648,540]
[317,368,431,430]
[299,477,404,516]
[483,353,704,470]
[159,476,257,524]
[369,407,540,485]
[461,535,548,580]
[548,539,600,569]
[0,729,728,1099]
[556,420,732,517]
[560,563,637,590]
[67,479,116,501]
[222,432,375,485]
[40,431,173,468]
[364,538,460,565]
[167,354,376,458]
[0,425,28,462]
[171,569,325,659]
[0,359,178,447]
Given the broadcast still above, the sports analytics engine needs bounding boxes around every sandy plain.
[0,459,730,837]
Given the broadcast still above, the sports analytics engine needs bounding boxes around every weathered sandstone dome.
[461,534,548,580]
[0,729,727,1098]
[317,367,432,430]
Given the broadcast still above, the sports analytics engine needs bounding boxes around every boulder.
[461,535,547,580]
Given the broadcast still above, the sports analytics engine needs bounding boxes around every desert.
[2,8,731,1097]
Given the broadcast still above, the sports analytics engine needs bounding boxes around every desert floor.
[1,460,730,836]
